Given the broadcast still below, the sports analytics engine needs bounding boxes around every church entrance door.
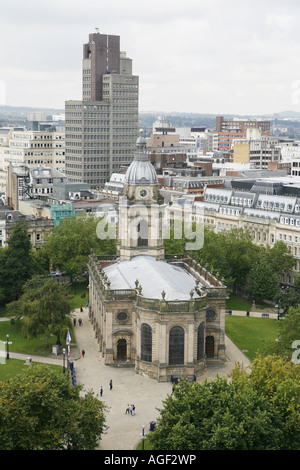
[117,339,127,361]
[205,336,214,358]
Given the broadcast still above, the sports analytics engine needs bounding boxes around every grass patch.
[0,320,75,356]
[67,281,89,311]
[0,359,62,382]
[136,436,153,450]
[225,315,280,361]
[226,295,272,311]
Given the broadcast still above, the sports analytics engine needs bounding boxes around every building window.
[169,326,184,365]
[137,220,148,247]
[197,322,205,361]
[117,312,128,322]
[141,323,152,363]
[205,335,215,357]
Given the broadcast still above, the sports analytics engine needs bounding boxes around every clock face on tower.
[138,188,148,198]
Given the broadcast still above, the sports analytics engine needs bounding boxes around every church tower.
[117,131,165,261]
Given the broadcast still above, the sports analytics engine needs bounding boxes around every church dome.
[124,131,158,185]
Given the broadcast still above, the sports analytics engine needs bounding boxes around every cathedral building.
[88,133,227,381]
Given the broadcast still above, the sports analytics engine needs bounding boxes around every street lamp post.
[6,334,9,360]
[141,425,146,450]
[62,348,66,374]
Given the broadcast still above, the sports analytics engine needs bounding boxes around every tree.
[263,241,295,276]
[0,219,33,301]
[0,364,107,450]
[195,228,259,292]
[263,307,300,360]
[294,275,300,292]
[232,355,300,450]
[164,220,186,256]
[7,275,71,345]
[247,258,279,301]
[149,356,300,450]
[275,289,300,316]
[32,246,50,275]
[45,213,116,281]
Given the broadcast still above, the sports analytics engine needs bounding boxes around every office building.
[216,116,271,151]
[65,31,139,188]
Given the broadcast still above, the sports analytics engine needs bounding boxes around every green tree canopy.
[195,228,260,292]
[262,241,295,276]
[263,307,300,360]
[149,355,300,450]
[247,258,279,301]
[7,275,71,345]
[164,220,186,256]
[0,364,107,450]
[44,213,116,280]
[275,289,300,316]
[0,219,33,301]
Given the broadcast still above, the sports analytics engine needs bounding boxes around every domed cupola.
[124,130,158,186]
[118,130,165,261]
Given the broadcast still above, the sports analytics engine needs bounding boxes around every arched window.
[137,220,148,247]
[169,326,184,365]
[141,323,152,362]
[205,335,214,358]
[197,322,205,361]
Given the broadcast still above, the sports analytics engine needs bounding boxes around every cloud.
[1,0,300,114]
[266,13,294,34]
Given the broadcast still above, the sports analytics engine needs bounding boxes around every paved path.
[69,307,250,450]
[5,308,251,451]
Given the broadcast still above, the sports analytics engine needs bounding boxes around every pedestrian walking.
[109,379,113,390]
[80,306,83,312]
[78,318,82,326]
[82,349,85,358]
[125,404,130,414]
[132,405,135,416]
[129,404,133,415]
[100,386,103,397]
[73,318,76,327]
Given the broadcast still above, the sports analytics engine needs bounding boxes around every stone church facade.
[88,133,227,382]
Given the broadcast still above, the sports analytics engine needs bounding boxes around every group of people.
[73,317,82,327]
[125,404,136,416]
[99,380,113,397]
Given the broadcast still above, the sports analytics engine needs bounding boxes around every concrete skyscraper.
[65,31,139,188]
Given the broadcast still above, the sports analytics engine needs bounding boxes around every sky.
[1,0,300,116]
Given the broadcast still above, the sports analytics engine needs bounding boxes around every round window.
[206,309,216,321]
[117,312,128,322]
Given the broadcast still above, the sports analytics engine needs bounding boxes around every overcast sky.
[1,0,300,116]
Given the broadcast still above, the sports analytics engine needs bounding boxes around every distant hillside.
[1,104,300,129]
[0,105,64,119]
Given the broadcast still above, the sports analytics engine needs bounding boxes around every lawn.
[0,281,86,360]
[0,320,75,356]
[0,359,62,382]
[226,294,272,311]
[136,436,152,450]
[0,280,86,382]
[67,281,89,311]
[225,315,280,361]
